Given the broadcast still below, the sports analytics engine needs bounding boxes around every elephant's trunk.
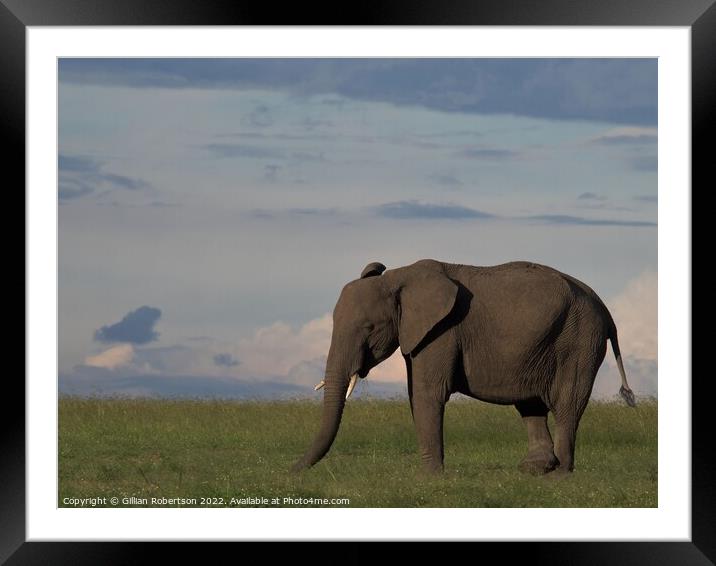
[291,370,350,472]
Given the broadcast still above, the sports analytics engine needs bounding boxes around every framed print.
[8,0,710,563]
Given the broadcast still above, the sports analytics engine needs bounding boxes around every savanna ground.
[59,397,657,508]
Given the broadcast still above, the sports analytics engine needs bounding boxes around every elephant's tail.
[608,327,637,407]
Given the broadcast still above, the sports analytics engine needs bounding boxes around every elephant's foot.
[546,466,574,480]
[419,457,444,475]
[421,463,444,475]
[518,452,558,476]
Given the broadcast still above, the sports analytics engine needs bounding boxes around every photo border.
[9,0,709,562]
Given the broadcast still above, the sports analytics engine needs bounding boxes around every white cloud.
[236,312,407,385]
[84,343,135,369]
[287,357,327,388]
[82,341,241,378]
[132,345,212,376]
[368,350,406,382]
[593,358,657,399]
[592,270,658,398]
[607,270,657,362]
[237,313,333,378]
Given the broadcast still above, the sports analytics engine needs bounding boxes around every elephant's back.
[457,261,599,304]
[460,261,573,309]
[458,263,574,364]
[487,261,612,323]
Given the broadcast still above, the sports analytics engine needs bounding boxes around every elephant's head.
[291,259,458,472]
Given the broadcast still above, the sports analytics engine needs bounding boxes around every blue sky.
[58,59,657,399]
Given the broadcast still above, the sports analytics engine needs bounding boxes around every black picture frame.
[8,1,709,563]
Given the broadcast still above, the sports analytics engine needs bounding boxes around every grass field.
[59,397,657,508]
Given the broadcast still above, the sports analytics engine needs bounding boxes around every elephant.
[292,259,636,475]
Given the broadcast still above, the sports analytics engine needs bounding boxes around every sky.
[58,59,657,400]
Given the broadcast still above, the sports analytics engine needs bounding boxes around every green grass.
[58,397,657,508]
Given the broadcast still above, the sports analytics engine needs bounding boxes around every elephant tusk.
[314,380,325,391]
[346,374,358,399]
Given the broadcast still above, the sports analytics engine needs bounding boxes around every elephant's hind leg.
[549,360,597,475]
[515,398,558,475]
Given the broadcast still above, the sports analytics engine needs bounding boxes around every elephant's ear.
[397,267,458,355]
[361,262,387,278]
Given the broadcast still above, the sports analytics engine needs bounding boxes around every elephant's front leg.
[408,376,448,474]
[515,399,558,475]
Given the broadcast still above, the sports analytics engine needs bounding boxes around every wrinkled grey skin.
[292,260,635,475]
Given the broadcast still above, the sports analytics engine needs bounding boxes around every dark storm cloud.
[213,353,240,368]
[630,155,658,172]
[59,59,658,125]
[94,306,162,344]
[375,201,494,220]
[527,215,656,227]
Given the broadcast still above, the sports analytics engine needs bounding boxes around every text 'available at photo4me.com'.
[61,496,351,508]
